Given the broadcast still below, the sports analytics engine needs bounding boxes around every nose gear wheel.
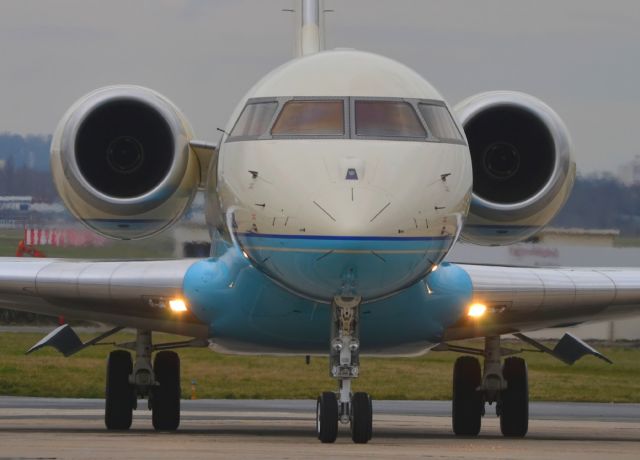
[316,392,339,443]
[351,391,373,443]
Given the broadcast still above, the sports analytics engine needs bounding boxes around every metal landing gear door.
[514,332,612,365]
[26,324,123,357]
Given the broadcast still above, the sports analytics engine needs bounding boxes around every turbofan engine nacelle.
[51,86,200,240]
[455,91,576,246]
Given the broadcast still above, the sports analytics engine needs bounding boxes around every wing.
[0,257,208,337]
[444,263,640,341]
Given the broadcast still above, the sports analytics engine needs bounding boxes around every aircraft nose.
[234,176,449,301]
[310,185,396,235]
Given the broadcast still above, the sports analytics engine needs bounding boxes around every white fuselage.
[213,50,473,302]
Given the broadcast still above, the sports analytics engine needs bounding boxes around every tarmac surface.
[0,397,639,459]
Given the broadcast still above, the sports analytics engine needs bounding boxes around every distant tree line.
[0,156,57,202]
[0,133,56,202]
[0,309,57,325]
[0,133,51,170]
[551,173,640,236]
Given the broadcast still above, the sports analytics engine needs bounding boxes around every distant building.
[532,227,619,247]
[0,196,33,229]
[0,196,32,212]
[617,155,640,186]
[0,159,5,171]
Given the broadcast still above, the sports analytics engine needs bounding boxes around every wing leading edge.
[445,263,640,340]
[3,258,640,343]
[0,258,208,337]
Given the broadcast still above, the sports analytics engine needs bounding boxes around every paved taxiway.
[1,397,638,459]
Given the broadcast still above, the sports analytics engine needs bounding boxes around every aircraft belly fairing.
[184,251,472,355]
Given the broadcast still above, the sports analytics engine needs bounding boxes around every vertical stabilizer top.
[297,0,325,56]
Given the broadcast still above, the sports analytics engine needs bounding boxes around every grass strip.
[1,332,638,402]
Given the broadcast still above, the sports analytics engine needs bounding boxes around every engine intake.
[75,99,175,198]
[51,86,200,239]
[455,91,575,246]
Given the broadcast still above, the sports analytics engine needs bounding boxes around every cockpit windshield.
[354,100,426,138]
[226,97,466,145]
[272,100,344,136]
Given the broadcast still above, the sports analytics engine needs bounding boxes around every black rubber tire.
[500,357,529,437]
[152,351,181,431]
[316,392,338,443]
[105,350,133,430]
[351,392,373,444]
[452,356,483,436]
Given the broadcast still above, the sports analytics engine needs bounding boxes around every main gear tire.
[500,357,529,437]
[151,351,181,431]
[452,356,483,436]
[105,350,134,430]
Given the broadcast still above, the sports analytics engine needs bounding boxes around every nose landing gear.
[316,296,373,444]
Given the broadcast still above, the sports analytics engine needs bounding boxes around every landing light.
[169,298,188,313]
[431,264,439,272]
[467,303,487,318]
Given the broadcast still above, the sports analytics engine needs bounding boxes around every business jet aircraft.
[1,0,637,444]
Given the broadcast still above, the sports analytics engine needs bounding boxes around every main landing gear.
[316,296,373,444]
[451,335,529,437]
[104,330,182,431]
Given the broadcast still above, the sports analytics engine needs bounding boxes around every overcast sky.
[1,0,638,174]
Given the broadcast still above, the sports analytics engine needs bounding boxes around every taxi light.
[169,298,188,313]
[468,303,487,318]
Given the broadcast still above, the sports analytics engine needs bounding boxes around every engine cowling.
[455,91,576,246]
[51,85,200,240]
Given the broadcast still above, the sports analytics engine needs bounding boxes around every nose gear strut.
[316,296,372,444]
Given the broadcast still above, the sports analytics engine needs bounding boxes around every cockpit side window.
[354,100,426,138]
[418,103,463,142]
[271,100,345,136]
[229,101,278,139]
